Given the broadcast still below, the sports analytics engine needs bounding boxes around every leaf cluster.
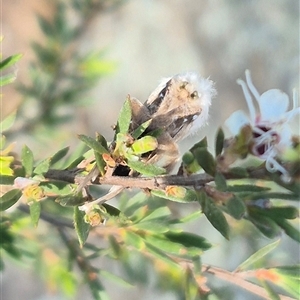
[9,1,118,134]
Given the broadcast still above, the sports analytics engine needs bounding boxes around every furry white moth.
[78,72,216,207]
[127,71,216,172]
[145,72,216,142]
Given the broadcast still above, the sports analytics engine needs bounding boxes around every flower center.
[252,125,279,156]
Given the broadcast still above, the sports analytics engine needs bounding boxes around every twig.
[202,264,294,300]
[45,169,215,189]
[45,165,276,191]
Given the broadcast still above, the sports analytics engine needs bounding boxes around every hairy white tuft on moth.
[145,72,216,142]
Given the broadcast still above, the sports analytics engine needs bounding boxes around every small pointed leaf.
[29,200,41,227]
[116,97,132,134]
[21,145,34,176]
[127,160,166,176]
[50,147,69,166]
[0,111,17,132]
[131,136,158,155]
[34,158,51,175]
[0,189,22,211]
[275,219,300,243]
[0,54,22,69]
[226,196,246,220]
[74,206,90,247]
[78,134,108,154]
[215,127,225,156]
[0,175,15,185]
[248,214,282,239]
[132,119,152,139]
[236,239,280,271]
[198,192,230,239]
[151,188,197,203]
[194,148,216,176]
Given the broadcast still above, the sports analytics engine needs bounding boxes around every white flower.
[225,70,299,179]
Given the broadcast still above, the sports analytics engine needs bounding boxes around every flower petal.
[225,110,250,135]
[258,89,289,122]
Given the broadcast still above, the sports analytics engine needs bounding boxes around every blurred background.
[1,0,299,299]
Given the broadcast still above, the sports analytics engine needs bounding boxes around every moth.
[78,72,215,192]
[77,72,216,204]
[129,72,216,172]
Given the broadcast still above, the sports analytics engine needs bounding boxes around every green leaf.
[151,188,197,203]
[214,172,227,191]
[95,132,109,151]
[235,239,280,271]
[0,111,17,132]
[94,153,105,177]
[0,54,22,69]
[0,189,22,211]
[226,196,246,220]
[227,184,270,193]
[78,134,108,154]
[108,235,124,258]
[173,210,203,224]
[40,181,73,195]
[99,270,133,288]
[21,145,34,176]
[259,280,280,300]
[193,148,216,176]
[228,167,249,177]
[164,231,211,251]
[248,192,299,201]
[36,14,54,37]
[131,136,158,155]
[248,214,282,239]
[56,194,86,207]
[123,231,145,250]
[215,127,225,156]
[250,205,299,220]
[145,234,186,257]
[275,219,300,242]
[116,97,132,134]
[127,160,166,176]
[133,221,169,233]
[0,74,17,86]
[29,200,41,227]
[94,133,109,176]
[74,206,90,247]
[190,137,208,151]
[139,206,171,223]
[145,241,180,268]
[132,119,152,139]
[102,203,121,217]
[0,175,15,185]
[271,265,300,298]
[198,192,230,239]
[50,147,69,166]
[34,158,51,175]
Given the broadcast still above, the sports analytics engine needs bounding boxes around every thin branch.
[45,165,276,191]
[202,264,294,300]
[45,169,215,189]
